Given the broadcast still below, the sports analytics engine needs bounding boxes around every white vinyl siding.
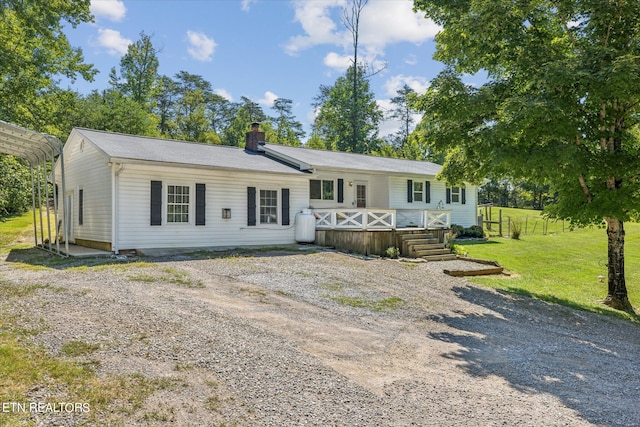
[389,176,478,228]
[115,164,308,250]
[56,133,112,243]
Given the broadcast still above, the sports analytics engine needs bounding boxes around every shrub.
[451,224,465,236]
[511,222,522,240]
[450,224,484,239]
[464,225,485,238]
[385,246,400,259]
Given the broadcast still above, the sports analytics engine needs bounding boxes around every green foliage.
[109,31,159,106]
[385,246,400,259]
[412,0,640,225]
[0,155,32,217]
[510,222,522,240]
[313,64,383,153]
[413,0,640,309]
[72,89,159,136]
[0,0,95,126]
[271,98,305,146]
[450,224,484,239]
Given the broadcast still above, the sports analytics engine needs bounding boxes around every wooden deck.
[314,228,451,258]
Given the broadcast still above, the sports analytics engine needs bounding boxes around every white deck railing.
[425,210,451,228]
[313,209,451,230]
[313,209,396,229]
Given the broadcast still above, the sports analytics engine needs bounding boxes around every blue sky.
[63,0,449,140]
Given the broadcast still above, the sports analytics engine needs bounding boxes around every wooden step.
[402,238,439,255]
[411,243,445,251]
[399,233,433,241]
[412,248,452,257]
[421,254,458,261]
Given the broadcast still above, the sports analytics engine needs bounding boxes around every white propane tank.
[295,209,316,243]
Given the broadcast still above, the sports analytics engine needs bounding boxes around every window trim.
[413,181,424,203]
[450,186,461,204]
[310,179,335,201]
[259,188,279,225]
[166,184,191,224]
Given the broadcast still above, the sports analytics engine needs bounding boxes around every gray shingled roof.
[262,143,442,176]
[73,128,305,175]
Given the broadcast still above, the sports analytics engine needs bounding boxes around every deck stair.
[399,232,457,261]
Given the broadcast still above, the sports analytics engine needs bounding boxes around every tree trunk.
[602,217,635,313]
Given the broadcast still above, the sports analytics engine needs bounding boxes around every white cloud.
[186,31,217,62]
[285,0,346,55]
[323,52,352,72]
[90,0,126,22]
[258,91,279,107]
[215,89,233,101]
[377,99,397,137]
[286,0,439,61]
[241,0,257,12]
[359,1,440,51]
[384,74,430,96]
[94,28,131,56]
[404,54,418,66]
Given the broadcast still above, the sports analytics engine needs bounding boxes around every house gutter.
[110,162,125,254]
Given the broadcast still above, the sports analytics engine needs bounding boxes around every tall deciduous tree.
[388,84,417,149]
[271,98,305,146]
[109,31,159,107]
[173,72,217,143]
[73,90,158,136]
[222,97,267,147]
[412,0,640,312]
[313,64,382,153]
[0,0,95,126]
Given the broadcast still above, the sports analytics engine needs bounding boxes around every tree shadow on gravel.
[427,285,640,427]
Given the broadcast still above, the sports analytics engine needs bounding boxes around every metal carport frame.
[0,120,68,256]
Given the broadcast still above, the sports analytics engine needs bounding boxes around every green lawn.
[459,207,640,321]
[0,211,35,251]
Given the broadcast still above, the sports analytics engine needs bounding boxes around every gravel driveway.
[2,248,639,426]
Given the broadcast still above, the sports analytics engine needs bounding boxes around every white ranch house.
[55,128,478,255]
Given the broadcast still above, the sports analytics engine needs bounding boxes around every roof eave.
[107,157,308,176]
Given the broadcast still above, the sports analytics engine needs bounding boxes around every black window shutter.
[247,187,256,226]
[195,183,206,226]
[282,188,290,226]
[78,189,84,225]
[446,188,451,204]
[425,181,431,204]
[150,180,162,226]
[407,180,413,203]
[462,186,467,205]
[337,179,344,203]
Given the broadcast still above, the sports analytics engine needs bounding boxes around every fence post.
[499,209,503,237]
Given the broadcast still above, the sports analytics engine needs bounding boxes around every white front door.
[355,182,367,208]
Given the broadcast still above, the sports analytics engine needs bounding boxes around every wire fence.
[479,206,569,237]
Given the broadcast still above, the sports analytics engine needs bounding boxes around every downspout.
[111,162,125,254]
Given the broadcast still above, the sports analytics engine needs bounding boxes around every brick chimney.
[245,122,265,152]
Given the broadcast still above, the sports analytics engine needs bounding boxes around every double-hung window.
[413,181,424,202]
[450,186,461,203]
[310,179,334,200]
[260,189,278,224]
[167,185,190,223]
